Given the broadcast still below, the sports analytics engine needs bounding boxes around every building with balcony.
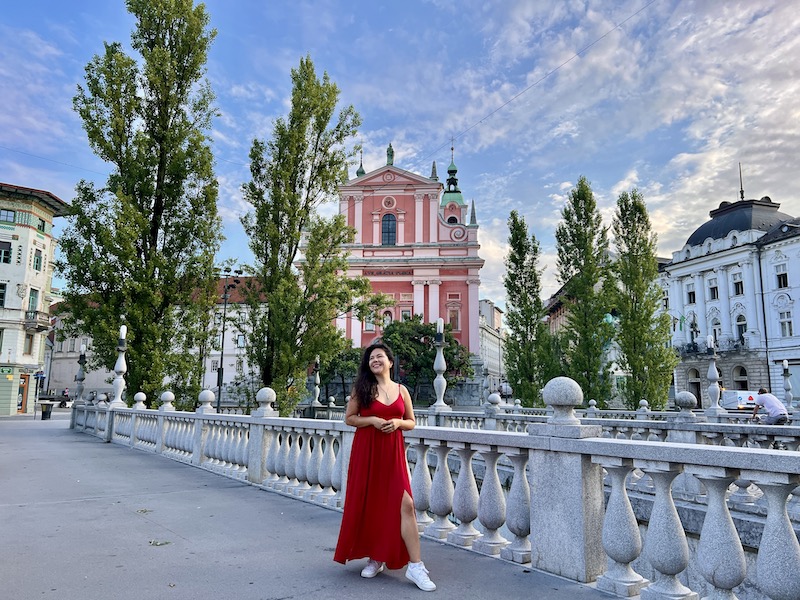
[0,183,68,415]
[660,194,800,405]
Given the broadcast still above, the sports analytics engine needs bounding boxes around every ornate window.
[732,272,744,295]
[776,263,789,289]
[686,283,696,305]
[708,278,718,300]
[0,241,11,264]
[780,311,793,337]
[448,309,460,331]
[733,366,748,390]
[382,311,393,327]
[0,209,14,223]
[736,315,747,343]
[33,249,42,271]
[381,214,396,246]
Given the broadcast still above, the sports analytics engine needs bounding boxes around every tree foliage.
[380,315,474,403]
[57,0,221,403]
[239,56,389,415]
[503,210,563,406]
[320,345,362,402]
[555,176,614,406]
[610,189,678,409]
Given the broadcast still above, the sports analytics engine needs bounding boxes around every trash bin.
[40,402,53,420]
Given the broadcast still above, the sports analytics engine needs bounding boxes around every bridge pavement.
[0,412,612,600]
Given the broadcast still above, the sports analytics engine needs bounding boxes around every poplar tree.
[555,176,614,406]
[611,189,677,409]
[58,0,221,403]
[503,211,562,406]
[240,56,388,415]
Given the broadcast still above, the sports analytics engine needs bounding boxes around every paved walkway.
[1,412,612,600]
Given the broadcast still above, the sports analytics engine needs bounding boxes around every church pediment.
[343,165,439,190]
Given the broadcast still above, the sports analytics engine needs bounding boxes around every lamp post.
[215,267,242,413]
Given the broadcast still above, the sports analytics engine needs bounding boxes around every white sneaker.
[405,562,436,591]
[360,559,385,578]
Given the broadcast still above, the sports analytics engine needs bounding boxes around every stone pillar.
[527,377,604,582]
[742,258,760,342]
[694,272,708,337]
[716,266,733,342]
[414,193,424,243]
[412,280,426,318]
[427,279,440,324]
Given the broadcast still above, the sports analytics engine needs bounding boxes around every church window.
[447,216,458,224]
[381,214,396,246]
[382,311,393,327]
[448,309,460,331]
[401,309,412,321]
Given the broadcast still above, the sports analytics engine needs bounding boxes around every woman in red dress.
[334,342,436,592]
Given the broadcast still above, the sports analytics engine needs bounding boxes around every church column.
[372,212,380,245]
[415,193,424,243]
[716,266,733,342]
[467,278,481,354]
[428,280,441,324]
[413,280,426,318]
[397,210,406,246]
[353,195,363,243]
[429,196,439,243]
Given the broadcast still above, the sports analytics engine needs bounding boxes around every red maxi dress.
[333,393,412,570]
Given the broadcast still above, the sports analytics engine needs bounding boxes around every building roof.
[685,196,792,247]
[0,182,69,217]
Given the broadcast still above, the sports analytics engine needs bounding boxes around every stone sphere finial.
[488,392,501,406]
[256,387,276,409]
[675,391,697,410]
[197,389,215,413]
[159,391,175,412]
[133,392,147,410]
[328,396,336,407]
[542,377,583,425]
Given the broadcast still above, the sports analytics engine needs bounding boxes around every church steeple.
[430,161,438,181]
[441,142,464,206]
[470,199,477,225]
[356,146,365,177]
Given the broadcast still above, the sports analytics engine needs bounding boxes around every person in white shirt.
[751,388,789,425]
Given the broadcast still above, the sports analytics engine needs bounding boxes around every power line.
[0,144,109,177]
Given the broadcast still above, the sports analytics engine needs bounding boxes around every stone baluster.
[235,425,249,477]
[471,446,509,555]
[704,341,726,421]
[320,433,338,504]
[424,443,455,538]
[304,431,323,501]
[330,434,344,508]
[274,431,290,491]
[500,448,531,563]
[293,431,311,495]
[410,441,433,531]
[447,443,480,547]
[284,431,300,493]
[683,466,746,599]
[744,470,800,600]
[593,457,648,597]
[109,324,128,409]
[782,359,794,412]
[637,461,698,600]
[264,427,279,487]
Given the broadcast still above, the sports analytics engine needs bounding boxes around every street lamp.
[216,267,242,413]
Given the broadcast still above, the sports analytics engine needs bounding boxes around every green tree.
[503,210,563,406]
[610,189,678,409]
[320,345,362,402]
[58,0,221,402]
[381,316,474,403]
[240,56,389,415]
[555,176,614,406]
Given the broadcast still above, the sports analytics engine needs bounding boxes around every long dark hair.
[352,342,395,409]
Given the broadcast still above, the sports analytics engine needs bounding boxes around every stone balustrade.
[71,379,800,600]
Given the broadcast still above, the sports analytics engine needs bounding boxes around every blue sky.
[3,1,800,306]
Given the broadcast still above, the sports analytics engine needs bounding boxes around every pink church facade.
[338,145,484,354]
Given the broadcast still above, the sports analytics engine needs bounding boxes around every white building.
[0,183,67,416]
[660,194,800,405]
[478,298,506,392]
